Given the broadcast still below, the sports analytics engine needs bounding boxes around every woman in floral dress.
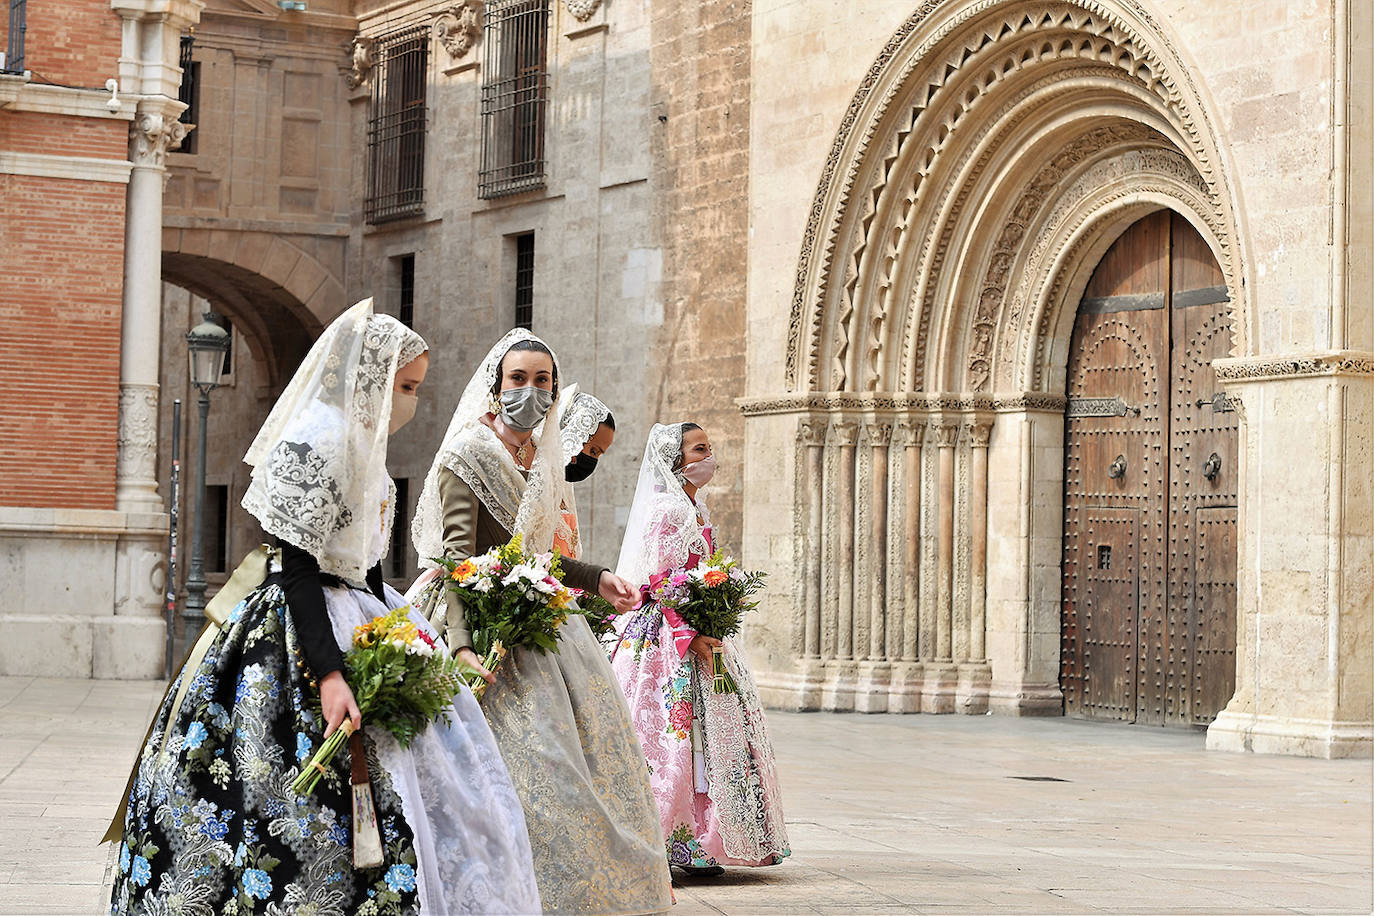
[609,422,790,877]
[107,300,539,916]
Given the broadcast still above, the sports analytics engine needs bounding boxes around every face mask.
[679,454,716,487]
[499,385,554,431]
[565,452,598,483]
[389,392,418,434]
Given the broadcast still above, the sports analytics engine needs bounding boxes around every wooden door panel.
[1063,210,1238,727]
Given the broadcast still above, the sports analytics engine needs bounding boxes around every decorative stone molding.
[115,385,159,485]
[0,151,133,184]
[564,0,603,22]
[130,112,188,168]
[782,0,1248,397]
[1213,351,1374,382]
[434,2,483,61]
[865,423,893,447]
[739,391,1065,416]
[346,36,376,89]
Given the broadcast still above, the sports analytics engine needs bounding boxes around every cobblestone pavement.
[1,675,1369,915]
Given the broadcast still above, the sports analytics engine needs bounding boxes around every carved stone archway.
[741,0,1252,718]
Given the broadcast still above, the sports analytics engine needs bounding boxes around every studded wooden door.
[1061,210,1237,726]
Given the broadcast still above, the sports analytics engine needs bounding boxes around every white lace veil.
[614,422,711,589]
[555,384,612,558]
[412,329,572,564]
[241,298,428,583]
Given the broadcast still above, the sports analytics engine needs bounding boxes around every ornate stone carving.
[865,423,893,447]
[116,385,160,484]
[797,417,828,446]
[966,421,992,449]
[564,0,604,21]
[434,2,483,60]
[346,36,376,89]
[130,113,187,168]
[933,422,960,449]
[1213,352,1374,381]
[784,0,1248,396]
[833,421,860,447]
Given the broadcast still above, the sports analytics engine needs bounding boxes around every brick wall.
[0,173,126,509]
[3,0,123,87]
[648,0,752,544]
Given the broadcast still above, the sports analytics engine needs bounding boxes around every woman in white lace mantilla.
[409,330,672,916]
[552,383,616,561]
[108,299,539,916]
[609,423,791,876]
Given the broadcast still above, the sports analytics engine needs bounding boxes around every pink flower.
[668,699,693,732]
[669,571,688,587]
[416,630,436,648]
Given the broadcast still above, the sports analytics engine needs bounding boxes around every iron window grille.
[479,0,549,199]
[177,34,199,154]
[3,0,25,74]
[514,233,534,329]
[365,26,429,224]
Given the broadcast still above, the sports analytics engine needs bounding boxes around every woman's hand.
[319,670,361,739]
[456,646,495,684]
[598,571,639,613]
[689,635,723,663]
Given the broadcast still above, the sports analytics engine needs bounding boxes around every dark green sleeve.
[436,467,477,650]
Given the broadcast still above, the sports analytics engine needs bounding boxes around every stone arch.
[784,0,1250,396]
[161,228,342,391]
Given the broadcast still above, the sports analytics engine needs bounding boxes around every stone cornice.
[1214,351,1374,383]
[0,80,136,121]
[0,151,133,184]
[737,392,1066,416]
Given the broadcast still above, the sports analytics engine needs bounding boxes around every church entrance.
[1060,210,1238,726]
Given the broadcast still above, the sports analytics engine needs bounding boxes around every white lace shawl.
[554,384,612,559]
[412,329,572,564]
[614,422,712,589]
[240,298,427,583]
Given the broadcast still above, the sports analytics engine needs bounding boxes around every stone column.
[956,418,993,714]
[823,420,859,710]
[791,417,827,709]
[856,421,891,712]
[889,419,925,712]
[923,419,960,712]
[105,0,202,678]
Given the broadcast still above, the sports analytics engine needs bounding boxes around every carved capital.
[832,421,859,447]
[865,423,893,447]
[933,422,960,448]
[967,421,993,449]
[346,36,376,89]
[564,0,603,22]
[894,420,926,447]
[434,1,483,60]
[797,417,828,447]
[130,113,187,168]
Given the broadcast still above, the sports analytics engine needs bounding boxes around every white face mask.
[499,385,554,431]
[679,454,716,487]
[389,392,418,434]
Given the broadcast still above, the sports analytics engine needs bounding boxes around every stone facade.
[741,0,1372,758]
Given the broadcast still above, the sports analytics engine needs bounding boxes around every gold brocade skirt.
[418,584,672,916]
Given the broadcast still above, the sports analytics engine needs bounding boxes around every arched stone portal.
[740,0,1253,721]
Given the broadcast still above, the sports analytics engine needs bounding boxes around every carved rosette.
[434,1,483,60]
[130,113,188,169]
[346,36,376,89]
[116,385,160,484]
[564,0,603,22]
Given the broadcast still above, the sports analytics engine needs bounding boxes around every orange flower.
[703,569,728,587]
[451,559,475,582]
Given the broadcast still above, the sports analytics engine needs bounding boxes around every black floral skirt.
[109,580,420,916]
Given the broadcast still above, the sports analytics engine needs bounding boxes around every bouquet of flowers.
[569,589,619,641]
[291,606,465,867]
[435,533,575,699]
[292,607,464,796]
[650,551,767,694]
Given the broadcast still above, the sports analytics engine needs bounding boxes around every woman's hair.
[672,422,702,471]
[602,412,616,431]
[492,338,559,398]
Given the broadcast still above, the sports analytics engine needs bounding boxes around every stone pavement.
[0,676,1369,915]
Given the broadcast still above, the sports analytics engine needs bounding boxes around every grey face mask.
[499,385,554,431]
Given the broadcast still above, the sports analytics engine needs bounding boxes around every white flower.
[502,563,543,587]
[472,577,494,593]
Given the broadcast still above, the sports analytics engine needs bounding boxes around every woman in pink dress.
[609,422,790,877]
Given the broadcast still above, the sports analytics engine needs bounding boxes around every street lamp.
[182,315,230,633]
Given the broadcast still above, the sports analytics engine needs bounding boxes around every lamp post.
[182,316,230,633]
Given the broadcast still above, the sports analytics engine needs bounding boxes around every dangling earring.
[488,391,501,416]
